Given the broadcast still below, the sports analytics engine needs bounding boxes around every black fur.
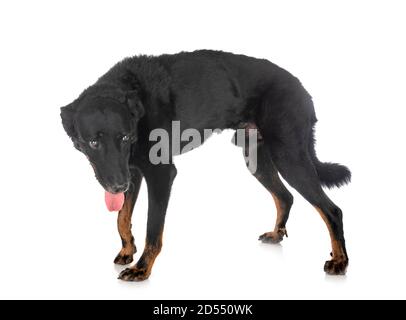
[61,50,351,280]
[308,127,351,188]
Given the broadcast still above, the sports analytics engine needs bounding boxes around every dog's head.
[60,85,144,194]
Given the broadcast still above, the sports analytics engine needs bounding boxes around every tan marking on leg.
[141,230,163,274]
[271,193,288,237]
[117,193,136,256]
[259,193,288,243]
[315,207,346,260]
[138,244,161,278]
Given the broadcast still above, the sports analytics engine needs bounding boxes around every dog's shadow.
[258,242,284,257]
[324,274,348,283]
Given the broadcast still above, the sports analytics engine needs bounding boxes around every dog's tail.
[309,125,351,189]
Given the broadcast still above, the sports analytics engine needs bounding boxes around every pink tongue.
[104,192,125,212]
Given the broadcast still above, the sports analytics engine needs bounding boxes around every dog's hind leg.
[273,148,348,274]
[260,109,348,274]
[114,168,143,265]
[244,139,293,243]
[256,80,349,274]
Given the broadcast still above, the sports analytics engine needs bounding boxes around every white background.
[0,0,405,300]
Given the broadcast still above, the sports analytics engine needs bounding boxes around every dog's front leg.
[118,162,177,281]
[114,168,143,265]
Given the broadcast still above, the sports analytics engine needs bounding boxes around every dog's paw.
[259,228,287,244]
[114,253,134,265]
[114,246,136,265]
[118,267,150,281]
[324,258,348,275]
[259,232,283,243]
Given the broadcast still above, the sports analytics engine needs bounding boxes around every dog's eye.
[122,135,130,142]
[89,140,100,149]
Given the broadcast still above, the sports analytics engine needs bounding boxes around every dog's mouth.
[104,184,129,212]
[89,162,129,212]
[104,191,125,212]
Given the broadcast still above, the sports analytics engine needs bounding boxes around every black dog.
[61,50,351,281]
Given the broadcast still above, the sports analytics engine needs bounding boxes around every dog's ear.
[126,91,145,121]
[60,102,77,138]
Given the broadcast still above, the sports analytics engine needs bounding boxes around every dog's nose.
[110,183,129,193]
